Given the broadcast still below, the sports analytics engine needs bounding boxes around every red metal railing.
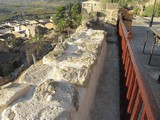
[119,16,160,120]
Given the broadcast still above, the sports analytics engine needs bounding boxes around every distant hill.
[0,0,83,6]
[0,0,82,22]
[0,0,82,4]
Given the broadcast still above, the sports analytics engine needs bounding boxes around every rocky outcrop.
[1,28,107,120]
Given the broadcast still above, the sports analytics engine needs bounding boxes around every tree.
[52,6,65,25]
[71,2,82,28]
[52,2,82,33]
[56,19,67,32]
[71,2,81,19]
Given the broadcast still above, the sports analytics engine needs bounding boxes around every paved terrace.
[131,17,160,108]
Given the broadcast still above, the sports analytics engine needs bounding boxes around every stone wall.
[82,1,119,24]
[0,27,107,120]
[104,3,118,23]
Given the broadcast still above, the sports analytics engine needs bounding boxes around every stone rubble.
[0,28,107,120]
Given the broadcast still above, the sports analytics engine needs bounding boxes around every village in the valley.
[0,18,55,78]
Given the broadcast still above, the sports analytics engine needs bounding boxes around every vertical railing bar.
[125,55,130,77]
[124,52,129,73]
[126,61,132,86]
[127,80,138,113]
[123,46,128,64]
[126,69,135,99]
[130,91,143,120]
[141,107,148,120]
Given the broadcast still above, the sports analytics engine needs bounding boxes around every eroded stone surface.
[18,60,52,85]
[34,79,79,111]
[43,29,106,86]
[2,101,70,120]
[43,30,106,67]
[49,66,90,86]
[0,83,31,109]
[1,79,79,120]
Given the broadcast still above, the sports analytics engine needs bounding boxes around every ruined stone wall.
[0,28,107,120]
[82,2,119,24]
[104,3,118,23]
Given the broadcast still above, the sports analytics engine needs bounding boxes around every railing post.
[127,81,138,113]
[130,91,142,120]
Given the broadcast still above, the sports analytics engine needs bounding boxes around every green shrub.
[133,7,141,15]
[143,4,160,17]
[10,39,22,47]
[118,1,128,8]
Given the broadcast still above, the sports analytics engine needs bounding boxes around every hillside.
[0,0,79,22]
[0,0,79,5]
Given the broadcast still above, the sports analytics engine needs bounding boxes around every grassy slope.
[0,0,77,22]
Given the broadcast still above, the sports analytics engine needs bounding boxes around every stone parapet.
[1,28,107,120]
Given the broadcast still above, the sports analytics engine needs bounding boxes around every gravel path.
[89,33,120,120]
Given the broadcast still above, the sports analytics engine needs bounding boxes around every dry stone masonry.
[0,27,107,120]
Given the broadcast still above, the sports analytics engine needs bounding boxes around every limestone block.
[43,42,67,66]
[0,83,31,109]
[34,79,79,111]
[74,38,103,55]
[43,30,106,68]
[50,66,90,86]
[2,79,79,120]
[19,61,52,85]
[43,29,106,86]
[2,100,70,120]
[59,52,96,69]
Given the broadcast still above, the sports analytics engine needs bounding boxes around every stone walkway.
[90,32,120,120]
